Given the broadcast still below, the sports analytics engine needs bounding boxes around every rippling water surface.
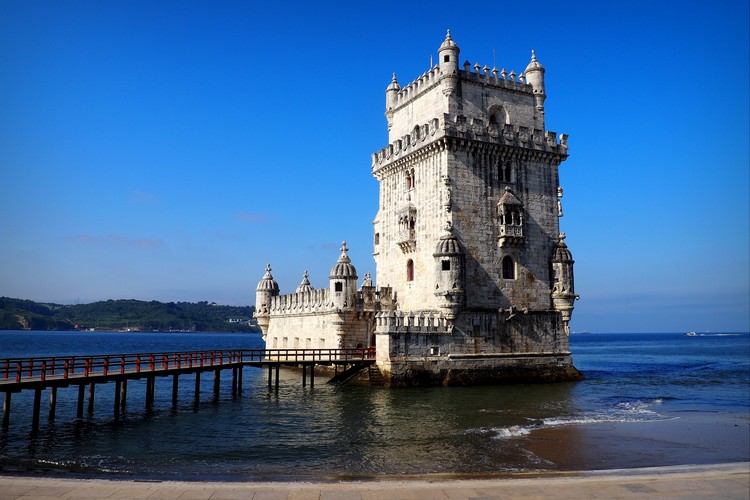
[0,331,748,479]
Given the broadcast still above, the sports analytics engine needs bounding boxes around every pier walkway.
[0,348,375,431]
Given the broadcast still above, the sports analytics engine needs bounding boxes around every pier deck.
[1,348,375,431]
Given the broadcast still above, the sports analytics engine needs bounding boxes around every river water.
[0,331,748,480]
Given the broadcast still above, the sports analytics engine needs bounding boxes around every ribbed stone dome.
[439,29,459,51]
[435,234,461,256]
[256,264,280,292]
[552,234,574,263]
[433,222,462,256]
[296,270,314,293]
[329,242,358,280]
[525,50,545,73]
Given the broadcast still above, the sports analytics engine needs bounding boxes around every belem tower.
[254,31,582,386]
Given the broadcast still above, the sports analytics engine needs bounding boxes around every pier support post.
[172,374,179,408]
[114,380,121,418]
[145,377,155,412]
[310,364,315,388]
[88,383,95,414]
[237,366,243,394]
[121,380,127,411]
[302,365,307,387]
[274,364,280,393]
[194,372,201,402]
[49,387,57,421]
[231,367,237,397]
[32,388,41,432]
[267,365,272,391]
[3,392,11,429]
[77,385,85,418]
[213,369,220,401]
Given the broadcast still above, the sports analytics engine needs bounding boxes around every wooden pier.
[0,348,375,432]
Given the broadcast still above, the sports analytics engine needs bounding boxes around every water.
[0,331,748,480]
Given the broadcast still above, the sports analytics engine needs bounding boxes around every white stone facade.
[255,31,581,386]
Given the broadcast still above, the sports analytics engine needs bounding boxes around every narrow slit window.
[406,259,414,281]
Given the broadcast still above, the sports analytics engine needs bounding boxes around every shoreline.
[1,463,748,499]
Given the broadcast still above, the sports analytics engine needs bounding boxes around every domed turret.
[254,264,279,335]
[329,242,358,310]
[385,73,401,129]
[296,270,314,293]
[438,30,460,96]
[524,50,546,112]
[433,222,465,319]
[550,234,578,334]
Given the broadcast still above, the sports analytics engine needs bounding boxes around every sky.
[1,1,748,333]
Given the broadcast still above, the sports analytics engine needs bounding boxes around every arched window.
[406,259,414,282]
[374,232,380,245]
[502,256,515,280]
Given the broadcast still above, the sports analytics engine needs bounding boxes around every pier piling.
[31,389,41,432]
[2,392,10,429]
[49,387,57,420]
[76,385,85,419]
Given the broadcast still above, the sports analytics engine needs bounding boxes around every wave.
[481,398,674,440]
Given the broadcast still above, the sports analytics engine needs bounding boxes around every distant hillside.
[0,297,258,333]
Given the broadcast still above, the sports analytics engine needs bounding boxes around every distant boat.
[685,331,697,336]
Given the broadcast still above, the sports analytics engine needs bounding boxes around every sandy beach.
[1,462,748,499]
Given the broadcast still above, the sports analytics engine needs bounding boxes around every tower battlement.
[372,121,568,176]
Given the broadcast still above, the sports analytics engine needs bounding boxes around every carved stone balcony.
[497,224,524,247]
[397,228,416,253]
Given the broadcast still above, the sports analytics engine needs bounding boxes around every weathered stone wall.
[266,310,370,350]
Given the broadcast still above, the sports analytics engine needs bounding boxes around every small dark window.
[443,55,450,63]
[406,259,414,281]
[374,233,380,245]
[502,256,515,280]
[335,282,343,292]
[442,260,451,271]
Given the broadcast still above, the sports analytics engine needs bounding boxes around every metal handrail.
[1,348,374,384]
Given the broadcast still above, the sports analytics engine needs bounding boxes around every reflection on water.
[0,331,748,478]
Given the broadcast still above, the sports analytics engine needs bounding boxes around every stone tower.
[254,30,582,386]
[371,31,582,385]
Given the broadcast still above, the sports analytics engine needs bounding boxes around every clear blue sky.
[1,1,748,333]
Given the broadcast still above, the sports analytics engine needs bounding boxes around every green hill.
[0,297,258,333]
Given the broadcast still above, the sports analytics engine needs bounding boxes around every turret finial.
[340,241,348,253]
[531,49,537,62]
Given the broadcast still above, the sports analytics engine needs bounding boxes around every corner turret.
[438,29,460,96]
[551,234,578,334]
[433,222,465,319]
[254,264,279,335]
[524,50,546,113]
[385,73,401,130]
[329,242,358,310]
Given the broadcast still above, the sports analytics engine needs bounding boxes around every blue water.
[0,331,748,479]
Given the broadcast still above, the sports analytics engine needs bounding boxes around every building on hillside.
[254,31,582,386]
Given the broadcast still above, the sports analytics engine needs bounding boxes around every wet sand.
[523,411,750,471]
